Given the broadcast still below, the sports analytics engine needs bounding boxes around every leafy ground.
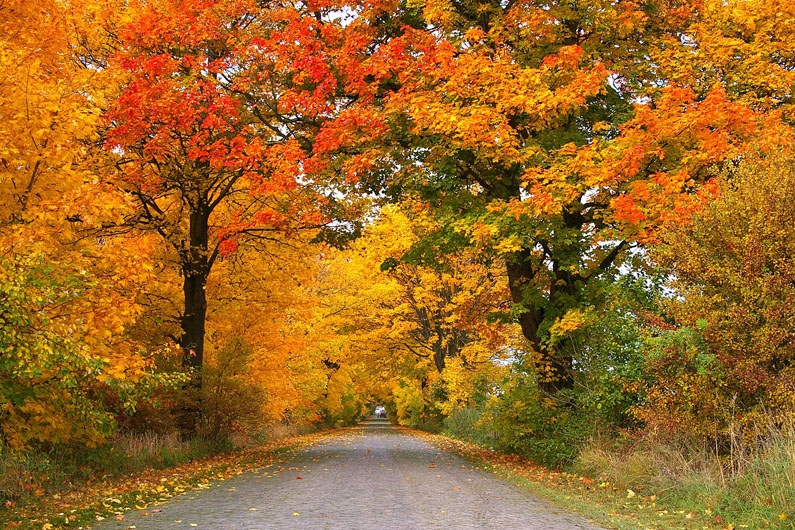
[1,426,780,530]
[408,429,764,530]
[0,430,337,530]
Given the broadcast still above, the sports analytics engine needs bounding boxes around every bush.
[651,150,795,443]
[475,274,657,467]
[201,337,267,441]
[479,369,591,466]
[0,255,118,448]
[0,431,223,502]
[0,253,183,450]
[442,407,498,446]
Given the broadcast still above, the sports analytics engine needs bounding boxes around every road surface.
[91,419,601,529]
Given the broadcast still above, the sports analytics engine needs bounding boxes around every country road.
[90,419,602,529]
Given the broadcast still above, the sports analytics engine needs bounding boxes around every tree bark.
[180,205,211,376]
[433,348,446,373]
[181,270,207,371]
[506,248,574,393]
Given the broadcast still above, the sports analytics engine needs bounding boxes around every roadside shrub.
[635,325,728,441]
[442,407,498,446]
[0,253,183,451]
[483,370,593,466]
[0,255,119,448]
[0,431,222,502]
[650,151,795,443]
[478,274,656,467]
[201,337,266,441]
[574,421,795,528]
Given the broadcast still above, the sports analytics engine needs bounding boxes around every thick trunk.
[180,206,211,375]
[506,249,573,393]
[176,206,211,433]
[181,272,207,371]
[433,348,446,373]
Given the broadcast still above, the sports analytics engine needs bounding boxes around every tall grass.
[574,420,795,527]
[0,431,222,502]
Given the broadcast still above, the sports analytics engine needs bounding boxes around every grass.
[431,411,795,529]
[442,407,500,447]
[411,428,726,529]
[0,422,319,505]
[573,427,795,529]
[0,425,329,529]
[0,431,227,504]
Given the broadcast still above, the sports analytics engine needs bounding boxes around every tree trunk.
[433,348,446,373]
[181,270,207,371]
[180,206,211,376]
[506,249,574,393]
[176,205,211,433]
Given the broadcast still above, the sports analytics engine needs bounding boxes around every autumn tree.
[309,205,517,423]
[104,0,359,375]
[204,235,333,427]
[312,0,794,393]
[644,147,795,441]
[0,0,180,447]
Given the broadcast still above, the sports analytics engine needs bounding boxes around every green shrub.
[482,371,594,466]
[442,407,498,446]
[478,274,659,467]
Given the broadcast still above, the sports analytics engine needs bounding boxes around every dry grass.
[573,419,795,527]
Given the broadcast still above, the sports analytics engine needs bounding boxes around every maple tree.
[203,235,335,427]
[312,0,791,393]
[308,205,517,425]
[0,0,180,447]
[102,0,359,377]
[1,0,96,227]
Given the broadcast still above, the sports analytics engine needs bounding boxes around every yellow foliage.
[548,310,590,341]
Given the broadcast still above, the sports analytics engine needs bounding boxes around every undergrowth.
[0,423,314,505]
[439,406,795,528]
